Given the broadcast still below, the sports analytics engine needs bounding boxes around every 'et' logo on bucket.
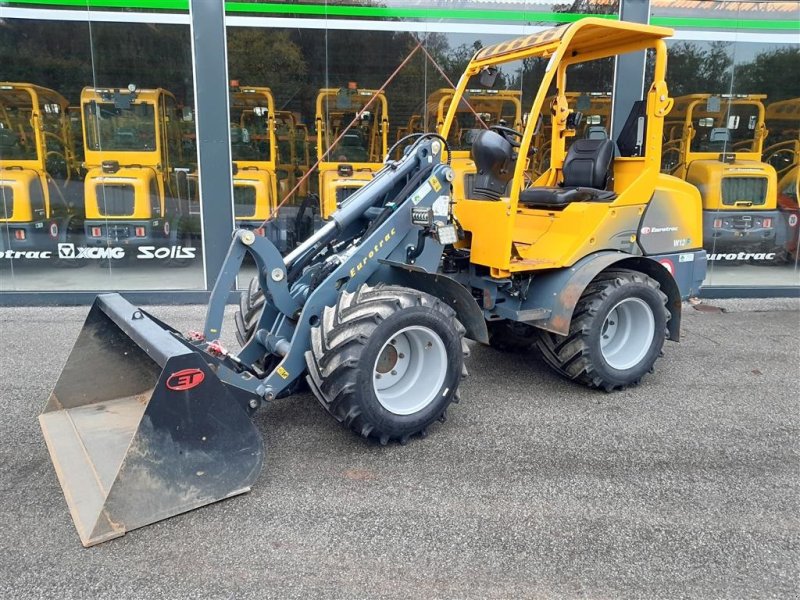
[166,368,205,391]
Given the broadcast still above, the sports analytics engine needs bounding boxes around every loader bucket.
[39,294,264,547]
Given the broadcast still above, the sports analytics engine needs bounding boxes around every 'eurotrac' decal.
[349,228,396,278]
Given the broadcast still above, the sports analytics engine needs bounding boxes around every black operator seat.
[519,129,616,210]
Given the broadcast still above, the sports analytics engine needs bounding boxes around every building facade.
[0,0,798,302]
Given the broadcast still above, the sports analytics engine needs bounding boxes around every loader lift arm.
[39,134,460,546]
[195,135,458,404]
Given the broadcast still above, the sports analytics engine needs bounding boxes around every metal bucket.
[39,294,264,547]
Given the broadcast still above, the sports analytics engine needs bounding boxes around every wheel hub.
[600,296,656,371]
[372,326,447,415]
[375,344,398,374]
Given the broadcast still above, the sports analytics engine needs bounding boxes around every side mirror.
[706,96,721,113]
[479,66,498,88]
[566,111,584,130]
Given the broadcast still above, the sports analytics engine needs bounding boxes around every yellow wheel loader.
[41,18,707,547]
[229,86,278,230]
[764,98,800,260]
[662,94,779,258]
[80,86,197,260]
[315,86,389,219]
[0,83,84,261]
[228,87,302,252]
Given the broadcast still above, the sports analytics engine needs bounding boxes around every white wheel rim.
[372,326,447,415]
[600,297,656,371]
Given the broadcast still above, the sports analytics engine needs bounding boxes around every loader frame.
[202,139,459,401]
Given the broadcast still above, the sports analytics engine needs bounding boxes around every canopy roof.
[0,82,69,109]
[765,98,800,122]
[473,18,673,65]
[231,87,274,109]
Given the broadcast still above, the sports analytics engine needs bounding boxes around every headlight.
[411,207,434,226]
[435,223,458,245]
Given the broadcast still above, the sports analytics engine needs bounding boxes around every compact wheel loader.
[40,18,707,547]
[661,94,779,255]
[80,86,196,254]
[0,83,84,259]
[314,86,390,218]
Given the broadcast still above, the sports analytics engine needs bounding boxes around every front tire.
[536,269,669,391]
[306,284,467,444]
[234,276,265,346]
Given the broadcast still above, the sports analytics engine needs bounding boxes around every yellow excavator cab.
[315,87,389,219]
[0,82,82,252]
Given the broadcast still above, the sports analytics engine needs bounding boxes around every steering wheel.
[490,125,537,158]
[490,125,523,148]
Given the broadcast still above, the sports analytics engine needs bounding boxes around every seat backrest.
[709,128,731,144]
[705,127,733,151]
[586,126,609,140]
[616,100,647,157]
[562,138,614,189]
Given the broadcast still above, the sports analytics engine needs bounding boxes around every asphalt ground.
[0,298,798,599]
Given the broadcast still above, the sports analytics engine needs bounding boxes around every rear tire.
[536,269,669,391]
[306,284,468,444]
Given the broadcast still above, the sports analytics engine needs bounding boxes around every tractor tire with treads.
[535,269,670,391]
[306,284,468,444]
[234,276,265,346]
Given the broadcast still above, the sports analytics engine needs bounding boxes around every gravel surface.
[0,299,798,599]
